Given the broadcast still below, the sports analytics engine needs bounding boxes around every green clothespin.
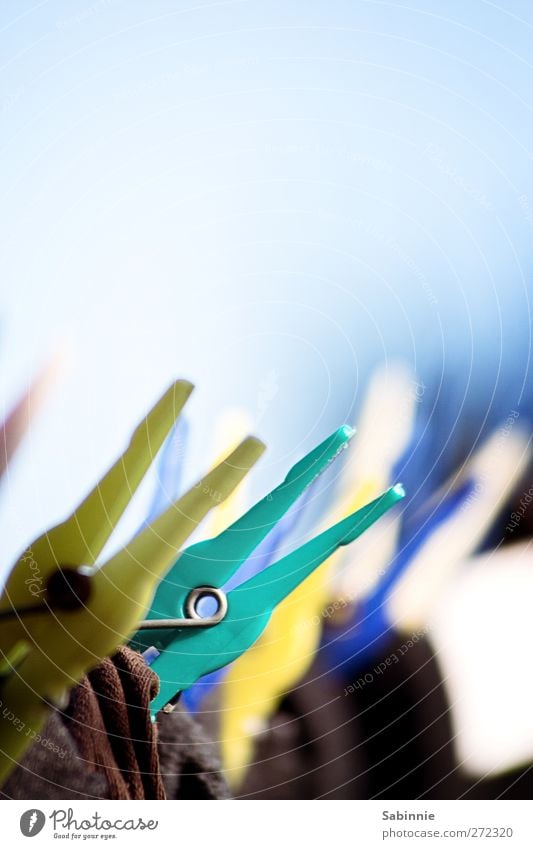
[132,424,355,656]
[142,481,405,717]
[0,381,265,785]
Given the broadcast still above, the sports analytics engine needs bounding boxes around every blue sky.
[1,0,533,574]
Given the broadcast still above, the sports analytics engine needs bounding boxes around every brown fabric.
[1,701,232,800]
[236,658,365,799]
[66,670,130,799]
[1,651,230,800]
[65,647,166,800]
[157,706,231,799]
[114,647,165,799]
[0,711,108,800]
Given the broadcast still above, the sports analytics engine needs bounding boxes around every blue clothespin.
[145,418,189,524]
[324,424,531,673]
[324,478,474,673]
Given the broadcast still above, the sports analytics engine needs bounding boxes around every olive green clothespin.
[0,381,265,784]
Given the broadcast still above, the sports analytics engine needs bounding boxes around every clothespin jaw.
[0,381,193,634]
[147,484,404,715]
[0,382,265,785]
[131,425,355,655]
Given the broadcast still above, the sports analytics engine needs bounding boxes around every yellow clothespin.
[0,381,264,784]
[328,364,417,606]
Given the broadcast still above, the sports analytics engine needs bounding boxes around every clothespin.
[182,489,313,712]
[325,425,531,673]
[326,364,418,605]
[132,473,404,718]
[131,425,355,662]
[219,364,415,786]
[0,381,265,784]
[178,409,258,712]
[389,425,531,631]
[429,542,533,777]
[144,410,252,534]
[1,357,60,481]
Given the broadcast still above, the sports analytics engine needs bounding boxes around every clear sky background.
[1,0,533,576]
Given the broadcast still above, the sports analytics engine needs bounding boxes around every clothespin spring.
[137,586,227,630]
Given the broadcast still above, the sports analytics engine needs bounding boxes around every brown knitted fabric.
[0,711,109,800]
[1,700,231,800]
[65,647,166,800]
[113,647,165,799]
[66,671,130,799]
